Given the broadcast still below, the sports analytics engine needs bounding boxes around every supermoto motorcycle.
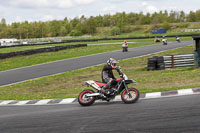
[78,67,140,106]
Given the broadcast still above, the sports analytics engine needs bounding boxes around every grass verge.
[0,42,156,71]
[0,44,199,100]
[0,37,192,71]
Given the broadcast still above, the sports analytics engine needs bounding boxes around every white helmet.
[107,58,118,68]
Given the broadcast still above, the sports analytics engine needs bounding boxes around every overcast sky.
[0,0,200,24]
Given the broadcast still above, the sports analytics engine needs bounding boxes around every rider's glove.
[115,66,121,74]
[115,66,120,70]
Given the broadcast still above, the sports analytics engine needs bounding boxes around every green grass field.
[0,44,199,100]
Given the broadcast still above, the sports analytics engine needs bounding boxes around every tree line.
[0,10,200,39]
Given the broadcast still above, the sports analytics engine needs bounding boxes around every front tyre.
[121,88,140,104]
[78,89,96,106]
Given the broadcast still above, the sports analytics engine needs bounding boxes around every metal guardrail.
[163,54,194,68]
[147,54,194,70]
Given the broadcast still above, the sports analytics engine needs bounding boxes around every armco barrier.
[0,44,87,59]
[164,54,194,68]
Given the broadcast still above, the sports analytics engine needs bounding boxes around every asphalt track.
[0,94,200,133]
[0,41,192,86]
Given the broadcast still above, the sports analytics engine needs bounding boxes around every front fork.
[123,80,132,98]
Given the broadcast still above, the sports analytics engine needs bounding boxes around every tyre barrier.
[0,44,87,59]
[147,56,165,71]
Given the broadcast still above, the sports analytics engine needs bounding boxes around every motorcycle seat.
[95,81,107,87]
[116,78,123,82]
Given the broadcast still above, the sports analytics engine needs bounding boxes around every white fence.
[183,29,200,32]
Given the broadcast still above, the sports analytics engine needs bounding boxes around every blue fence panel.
[152,29,167,34]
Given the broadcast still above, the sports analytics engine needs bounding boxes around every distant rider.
[176,36,180,42]
[162,35,167,45]
[100,58,120,95]
[122,40,128,52]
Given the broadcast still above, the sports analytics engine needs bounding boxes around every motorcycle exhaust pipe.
[86,93,100,97]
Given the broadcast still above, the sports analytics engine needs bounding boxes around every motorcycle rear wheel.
[78,89,96,106]
[121,88,140,104]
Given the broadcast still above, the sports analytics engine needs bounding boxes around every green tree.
[110,27,121,36]
[127,13,137,25]
[162,21,171,30]
[69,30,82,36]
[0,18,7,38]
[96,15,104,27]
[168,11,176,23]
[63,17,71,34]
[187,11,196,22]
[74,22,83,35]
[85,17,97,34]
[102,14,112,27]
[49,20,62,36]
[180,11,186,22]
[195,10,200,21]
[0,18,6,27]
[70,17,80,29]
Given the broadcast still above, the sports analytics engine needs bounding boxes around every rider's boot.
[100,78,114,96]
[100,85,110,95]
[100,81,112,95]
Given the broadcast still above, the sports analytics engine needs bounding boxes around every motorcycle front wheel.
[78,89,96,106]
[121,88,140,104]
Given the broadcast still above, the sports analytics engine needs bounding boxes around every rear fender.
[85,80,101,90]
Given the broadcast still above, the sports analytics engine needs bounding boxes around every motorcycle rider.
[162,35,167,45]
[122,40,128,52]
[100,58,120,95]
[176,36,181,42]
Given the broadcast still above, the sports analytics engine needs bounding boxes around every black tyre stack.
[147,56,165,70]
[147,57,157,70]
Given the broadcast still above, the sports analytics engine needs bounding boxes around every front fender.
[125,80,137,84]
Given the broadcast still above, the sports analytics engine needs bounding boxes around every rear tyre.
[121,88,140,104]
[78,89,96,106]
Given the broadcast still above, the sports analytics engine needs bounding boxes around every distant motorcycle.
[162,38,167,45]
[122,42,128,52]
[176,37,181,43]
[154,38,161,42]
[78,67,140,106]
[122,46,128,52]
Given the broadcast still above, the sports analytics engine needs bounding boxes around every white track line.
[34,99,51,105]
[145,92,162,98]
[59,98,76,104]
[178,89,194,95]
[0,100,13,105]
[15,100,30,105]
